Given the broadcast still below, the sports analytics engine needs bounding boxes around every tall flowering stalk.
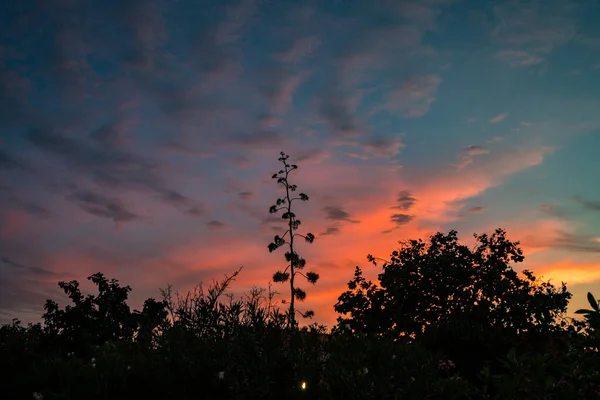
[268,152,318,329]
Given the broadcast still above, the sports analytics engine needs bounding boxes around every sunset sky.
[1,0,600,327]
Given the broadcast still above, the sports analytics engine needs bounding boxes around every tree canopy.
[334,229,572,340]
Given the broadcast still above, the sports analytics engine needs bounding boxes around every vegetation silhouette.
[334,229,573,379]
[2,153,600,399]
[268,151,318,329]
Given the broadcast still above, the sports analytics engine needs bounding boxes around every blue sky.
[1,0,599,326]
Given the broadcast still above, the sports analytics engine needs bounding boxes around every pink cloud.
[489,113,509,123]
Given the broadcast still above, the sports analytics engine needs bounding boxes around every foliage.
[334,229,573,377]
[268,151,318,328]
[3,228,600,399]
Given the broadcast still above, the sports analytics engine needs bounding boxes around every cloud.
[390,213,413,225]
[490,0,578,68]
[489,113,508,123]
[391,190,416,211]
[382,212,414,233]
[521,223,600,254]
[381,75,442,118]
[572,196,600,212]
[407,145,554,224]
[89,117,138,150]
[467,206,486,213]
[396,0,446,27]
[157,189,204,216]
[323,206,360,224]
[538,203,572,220]
[295,148,330,164]
[257,114,282,129]
[275,35,321,64]
[238,191,254,200]
[454,155,473,170]
[362,135,405,158]
[207,220,227,230]
[27,128,203,215]
[68,189,140,224]
[263,70,312,116]
[215,0,260,46]
[230,130,284,148]
[318,92,362,139]
[122,2,168,72]
[0,149,31,172]
[3,195,52,218]
[494,50,543,67]
[464,145,490,156]
[320,226,340,236]
[1,256,64,278]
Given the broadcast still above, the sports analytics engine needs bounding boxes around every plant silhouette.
[4,228,600,399]
[267,151,318,329]
[334,229,573,377]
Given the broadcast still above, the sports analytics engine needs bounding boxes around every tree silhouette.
[42,272,168,354]
[334,229,573,378]
[268,151,318,329]
[335,229,571,338]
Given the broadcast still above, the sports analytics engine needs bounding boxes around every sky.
[1,0,600,328]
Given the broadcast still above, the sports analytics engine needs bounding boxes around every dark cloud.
[0,149,32,172]
[390,213,413,226]
[323,206,360,223]
[5,196,52,218]
[27,128,203,216]
[467,206,486,213]
[464,145,490,156]
[230,130,284,147]
[319,93,361,139]
[207,220,227,230]
[320,226,340,236]
[68,189,140,224]
[391,190,416,211]
[572,196,600,212]
[238,191,254,200]
[157,190,204,216]
[0,256,64,278]
[382,212,414,234]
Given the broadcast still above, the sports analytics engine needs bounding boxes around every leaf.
[574,309,591,315]
[588,292,599,311]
